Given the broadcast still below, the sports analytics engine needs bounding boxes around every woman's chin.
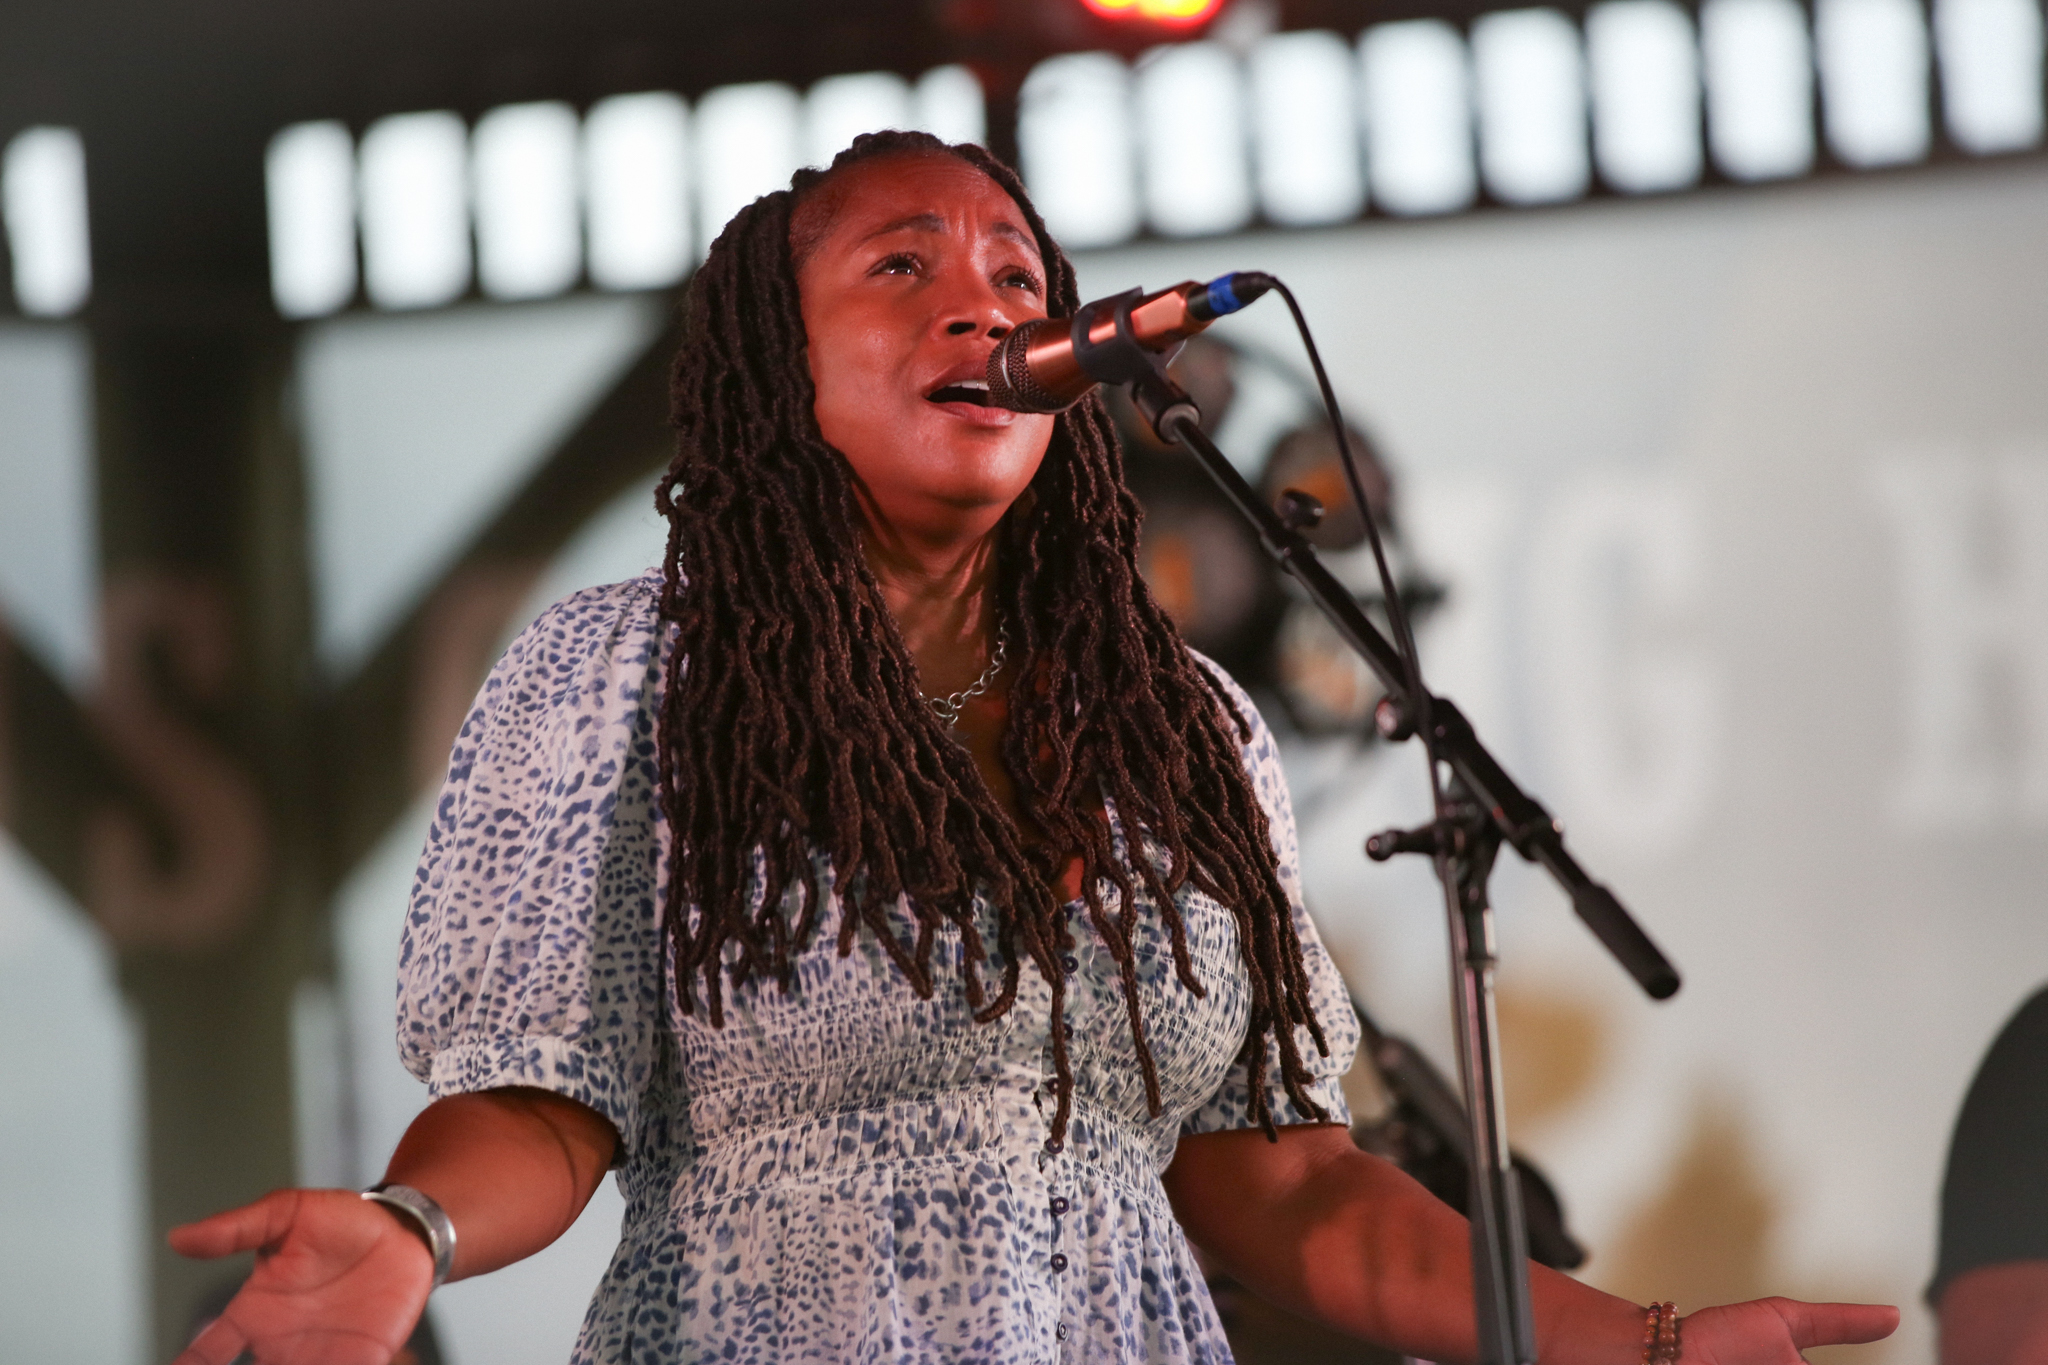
[905,461,1046,517]
[857,485,1035,557]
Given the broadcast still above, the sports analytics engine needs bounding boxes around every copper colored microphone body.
[986,317,1088,412]
[984,282,1214,413]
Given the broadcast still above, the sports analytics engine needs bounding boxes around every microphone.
[984,271,1273,413]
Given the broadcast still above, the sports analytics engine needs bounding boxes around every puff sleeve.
[396,574,674,1159]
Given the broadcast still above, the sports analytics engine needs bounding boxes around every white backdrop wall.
[1073,159,2048,1362]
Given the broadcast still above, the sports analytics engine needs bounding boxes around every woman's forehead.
[796,152,1038,260]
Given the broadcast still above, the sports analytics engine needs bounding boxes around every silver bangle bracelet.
[361,1182,457,1288]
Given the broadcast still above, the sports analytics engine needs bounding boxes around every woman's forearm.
[1283,1146,1640,1363]
[1167,1125,1642,1365]
[380,1087,619,1282]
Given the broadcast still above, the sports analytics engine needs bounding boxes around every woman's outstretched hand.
[167,1189,434,1365]
[1682,1297,1900,1365]
[166,1090,619,1364]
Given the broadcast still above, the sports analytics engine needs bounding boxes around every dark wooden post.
[88,296,320,1359]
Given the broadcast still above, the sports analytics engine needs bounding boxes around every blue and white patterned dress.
[398,570,1358,1364]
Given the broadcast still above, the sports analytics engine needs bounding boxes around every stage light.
[473,101,582,302]
[1018,52,1140,248]
[1701,0,1816,180]
[359,111,471,310]
[0,311,97,691]
[2,127,92,317]
[1078,0,1227,29]
[1136,41,1253,236]
[1248,30,1365,227]
[1816,0,1931,166]
[694,82,802,258]
[1359,21,1478,216]
[1472,8,1590,206]
[584,92,692,292]
[267,122,357,318]
[806,72,914,167]
[1586,0,1704,192]
[1934,0,2045,154]
[915,65,987,147]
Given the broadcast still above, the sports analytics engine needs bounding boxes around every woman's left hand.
[1166,1124,1899,1365]
[1680,1297,1900,1365]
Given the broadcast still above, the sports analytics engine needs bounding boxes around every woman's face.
[795,153,1058,553]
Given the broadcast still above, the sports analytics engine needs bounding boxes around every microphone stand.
[1101,345,1680,1365]
[1350,994,1586,1274]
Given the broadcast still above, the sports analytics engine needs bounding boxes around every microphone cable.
[1226,272,1453,833]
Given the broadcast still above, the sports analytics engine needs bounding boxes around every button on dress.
[398,571,1359,1364]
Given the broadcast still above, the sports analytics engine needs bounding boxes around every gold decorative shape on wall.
[1497,983,1610,1131]
[1600,1090,1779,1309]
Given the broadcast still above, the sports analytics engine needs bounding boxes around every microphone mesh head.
[986,319,1071,413]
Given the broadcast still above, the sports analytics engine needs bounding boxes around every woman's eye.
[874,253,920,277]
[1001,267,1043,295]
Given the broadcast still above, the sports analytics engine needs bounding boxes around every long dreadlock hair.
[654,130,1329,1139]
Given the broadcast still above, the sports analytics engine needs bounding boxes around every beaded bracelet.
[1642,1302,1682,1365]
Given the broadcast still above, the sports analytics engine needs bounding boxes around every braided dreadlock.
[654,129,1329,1139]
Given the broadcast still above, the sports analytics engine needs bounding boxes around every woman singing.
[171,131,1897,1365]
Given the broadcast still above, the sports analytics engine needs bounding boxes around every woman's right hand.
[167,1188,435,1365]
[168,1089,619,1363]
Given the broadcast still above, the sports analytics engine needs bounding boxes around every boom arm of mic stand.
[1147,402,1681,1001]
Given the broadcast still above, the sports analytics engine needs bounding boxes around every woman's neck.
[860,519,1003,698]
[862,509,1073,886]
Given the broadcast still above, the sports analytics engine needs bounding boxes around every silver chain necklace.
[922,620,1009,727]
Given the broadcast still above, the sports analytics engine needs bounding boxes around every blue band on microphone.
[1205,273,1245,316]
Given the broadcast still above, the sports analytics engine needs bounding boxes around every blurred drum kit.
[1108,334,1447,742]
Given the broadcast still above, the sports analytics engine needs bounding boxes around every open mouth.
[926,379,993,406]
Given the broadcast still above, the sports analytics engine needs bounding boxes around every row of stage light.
[1,0,2043,321]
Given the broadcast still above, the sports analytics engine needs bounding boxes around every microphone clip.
[1069,289,1204,440]
[1069,288,1175,389]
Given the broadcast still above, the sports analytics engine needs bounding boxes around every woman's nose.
[938,277,1017,340]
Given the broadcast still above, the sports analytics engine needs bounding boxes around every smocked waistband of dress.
[665,1088,1172,1217]
[1051,1101,1173,1208]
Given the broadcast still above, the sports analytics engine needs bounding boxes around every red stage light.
[1077,0,1227,28]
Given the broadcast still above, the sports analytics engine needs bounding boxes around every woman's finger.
[1768,1298,1902,1348]
[166,1188,302,1260]
[169,1309,248,1365]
